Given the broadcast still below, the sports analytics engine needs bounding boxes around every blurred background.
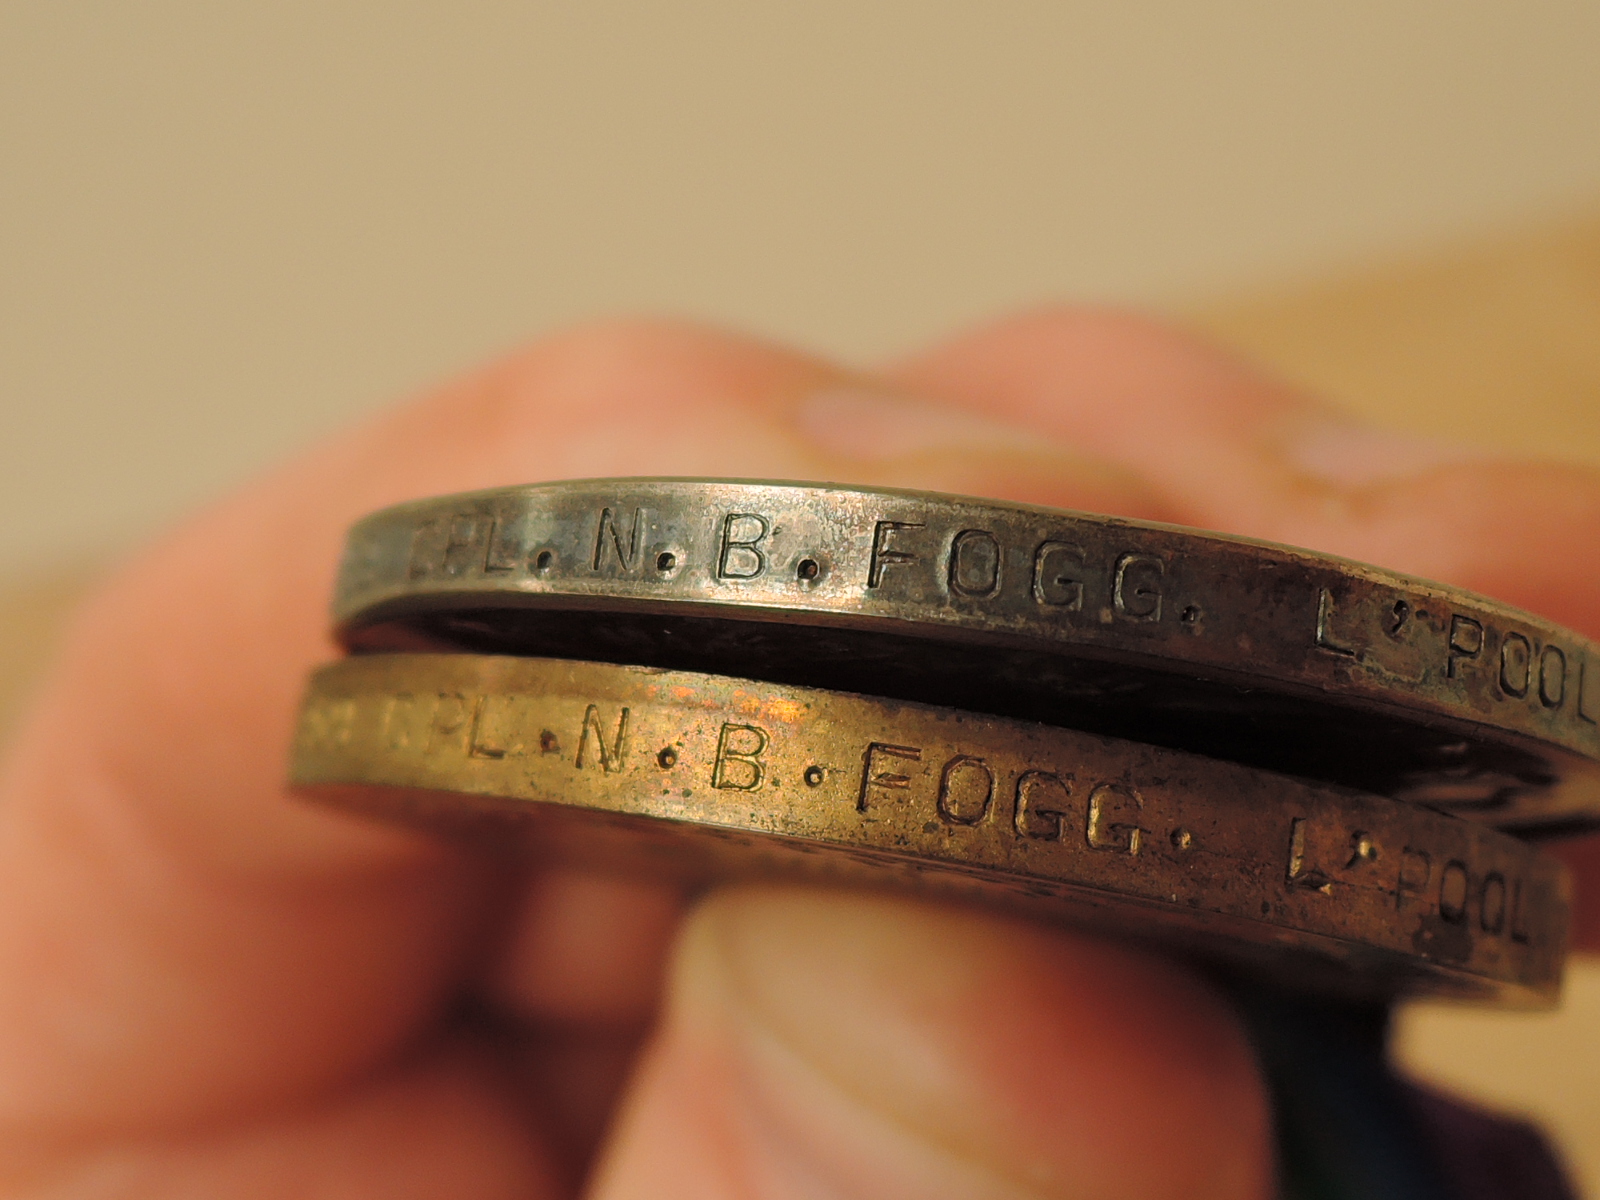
[3,1,1599,1188]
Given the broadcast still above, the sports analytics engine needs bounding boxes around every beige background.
[4,2,1600,568]
[3,2,1600,1192]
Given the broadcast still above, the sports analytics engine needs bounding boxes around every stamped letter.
[381,693,421,750]
[426,692,471,753]
[1448,615,1484,678]
[408,514,504,579]
[407,519,444,579]
[857,743,922,811]
[1032,541,1085,609]
[1112,553,1163,621]
[1581,655,1600,725]
[300,697,355,750]
[593,507,646,573]
[1510,878,1533,943]
[712,723,769,789]
[1540,645,1567,709]
[468,694,523,758]
[947,529,1002,598]
[1314,588,1357,657]
[483,517,521,573]
[1086,783,1147,855]
[576,704,630,772]
[1397,847,1432,910]
[1500,632,1533,699]
[440,516,488,577]
[1438,859,1470,923]
[1285,817,1332,893]
[718,513,770,580]
[936,755,994,824]
[867,521,924,588]
[1479,872,1507,935]
[1014,770,1072,840]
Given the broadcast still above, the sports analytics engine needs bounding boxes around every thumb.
[589,887,1271,1200]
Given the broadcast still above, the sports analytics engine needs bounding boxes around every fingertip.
[484,868,683,1027]
[1549,838,1600,953]
[1284,460,1600,631]
[594,887,1273,1200]
[892,304,1305,431]
[893,305,1600,633]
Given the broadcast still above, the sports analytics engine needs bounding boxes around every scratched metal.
[291,653,1569,1005]
[332,479,1600,834]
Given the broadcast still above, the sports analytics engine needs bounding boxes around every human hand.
[2,311,1596,1198]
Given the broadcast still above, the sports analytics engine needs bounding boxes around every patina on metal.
[291,653,1570,1005]
[331,480,1600,835]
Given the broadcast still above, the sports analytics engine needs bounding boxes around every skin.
[0,308,1597,1198]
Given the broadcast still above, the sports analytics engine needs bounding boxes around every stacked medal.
[291,478,1587,1006]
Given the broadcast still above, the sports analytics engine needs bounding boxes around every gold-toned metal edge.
[290,652,1570,1006]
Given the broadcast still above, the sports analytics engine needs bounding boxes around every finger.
[887,306,1600,629]
[482,869,683,1178]
[591,887,1272,1200]
[485,870,685,1029]
[15,1041,557,1200]
[884,305,1600,947]
[0,318,1172,1162]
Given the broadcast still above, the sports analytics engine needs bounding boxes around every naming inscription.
[405,505,1183,626]
[298,683,1546,956]
[1317,581,1599,724]
[395,502,1600,738]
[399,505,1597,735]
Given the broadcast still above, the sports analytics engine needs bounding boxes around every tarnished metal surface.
[332,480,1600,834]
[291,653,1570,1004]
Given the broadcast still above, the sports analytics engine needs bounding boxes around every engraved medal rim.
[290,651,1572,1007]
[328,478,1600,835]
